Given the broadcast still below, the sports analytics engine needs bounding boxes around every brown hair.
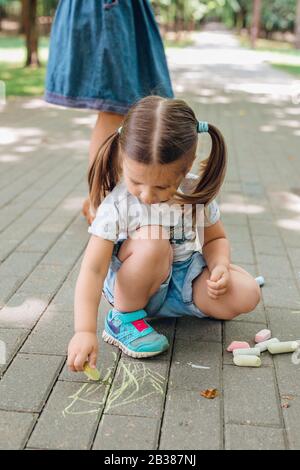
[88,96,227,210]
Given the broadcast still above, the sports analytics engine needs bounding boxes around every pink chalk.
[226,341,250,352]
[255,329,271,343]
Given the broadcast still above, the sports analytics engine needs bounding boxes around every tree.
[251,0,262,48]
[296,0,300,48]
[22,0,40,67]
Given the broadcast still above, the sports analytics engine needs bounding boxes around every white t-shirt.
[88,173,220,262]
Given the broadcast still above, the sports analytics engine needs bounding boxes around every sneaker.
[102,308,169,358]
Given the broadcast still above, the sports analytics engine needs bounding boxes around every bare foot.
[82,198,95,225]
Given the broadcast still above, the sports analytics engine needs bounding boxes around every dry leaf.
[200,388,219,399]
[281,395,293,400]
[281,403,290,409]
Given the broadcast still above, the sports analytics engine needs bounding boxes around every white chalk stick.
[233,355,261,367]
[267,341,299,354]
[256,337,279,352]
[233,347,260,357]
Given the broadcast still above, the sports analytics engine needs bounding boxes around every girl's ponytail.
[88,131,120,211]
[175,123,227,206]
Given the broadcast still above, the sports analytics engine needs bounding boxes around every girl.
[45,0,174,224]
[67,96,261,371]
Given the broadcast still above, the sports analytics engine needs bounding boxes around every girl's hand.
[206,264,230,300]
[67,332,99,372]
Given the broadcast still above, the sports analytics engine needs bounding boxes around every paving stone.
[0,411,37,450]
[169,340,221,390]
[0,292,50,329]
[0,251,43,279]
[282,396,300,450]
[0,328,29,375]
[0,276,23,308]
[231,242,255,264]
[104,358,168,418]
[27,381,106,450]
[0,354,64,412]
[262,277,300,309]
[20,310,73,355]
[225,424,286,450]
[93,415,160,450]
[253,236,286,256]
[223,365,281,426]
[175,317,222,342]
[160,389,221,450]
[257,254,294,280]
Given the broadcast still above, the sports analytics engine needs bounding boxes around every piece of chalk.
[268,341,299,355]
[227,341,250,352]
[233,347,260,357]
[256,337,279,352]
[255,276,265,287]
[233,355,261,367]
[83,363,101,381]
[255,329,271,343]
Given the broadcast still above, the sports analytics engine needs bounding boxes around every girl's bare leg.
[113,226,173,312]
[82,111,124,224]
[192,264,261,320]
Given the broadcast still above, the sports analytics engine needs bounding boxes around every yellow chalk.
[83,363,101,381]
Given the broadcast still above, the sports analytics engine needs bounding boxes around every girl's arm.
[74,236,114,333]
[68,236,114,372]
[202,220,230,271]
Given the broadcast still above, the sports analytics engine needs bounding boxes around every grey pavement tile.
[282,396,300,449]
[231,242,255,264]
[287,247,300,269]
[175,317,222,342]
[253,235,286,256]
[27,380,106,450]
[0,251,43,279]
[169,340,221,391]
[160,389,221,450]
[0,276,24,308]
[262,277,300,309]
[0,410,37,450]
[20,310,73,355]
[93,415,160,450]
[0,353,64,412]
[0,328,29,375]
[104,358,168,418]
[225,424,286,450]
[0,292,50,329]
[223,365,281,426]
[257,254,295,280]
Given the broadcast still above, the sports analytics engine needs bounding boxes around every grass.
[271,63,300,76]
[0,62,46,97]
[239,35,300,56]
[0,35,48,97]
[163,37,194,48]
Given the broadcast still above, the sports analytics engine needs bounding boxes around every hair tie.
[197,121,209,133]
[118,126,123,135]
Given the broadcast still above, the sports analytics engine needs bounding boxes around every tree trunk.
[296,0,300,49]
[250,0,262,48]
[23,0,40,67]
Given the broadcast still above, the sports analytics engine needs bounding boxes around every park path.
[0,29,300,450]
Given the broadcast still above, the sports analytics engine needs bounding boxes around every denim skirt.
[45,0,174,113]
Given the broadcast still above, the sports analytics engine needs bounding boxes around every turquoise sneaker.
[102,309,169,358]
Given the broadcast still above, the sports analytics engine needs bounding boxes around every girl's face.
[122,156,189,204]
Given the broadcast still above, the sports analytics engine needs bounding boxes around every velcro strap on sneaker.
[118,309,147,324]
